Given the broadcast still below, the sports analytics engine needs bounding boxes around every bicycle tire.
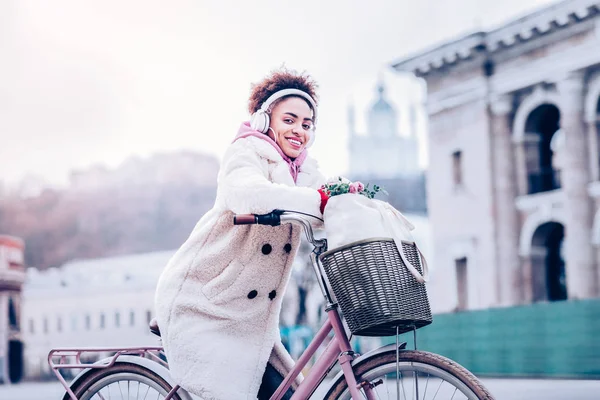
[323,349,495,400]
[64,362,182,400]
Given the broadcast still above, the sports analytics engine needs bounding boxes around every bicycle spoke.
[431,378,444,399]
[422,374,430,400]
[385,374,390,399]
[118,381,124,399]
[143,383,151,400]
[400,372,407,400]
[450,386,458,400]
[414,371,419,400]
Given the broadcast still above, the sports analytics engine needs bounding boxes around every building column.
[557,72,597,298]
[587,117,599,182]
[513,140,528,196]
[490,95,522,305]
[520,256,533,303]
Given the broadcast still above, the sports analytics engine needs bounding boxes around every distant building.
[349,82,421,179]
[21,250,174,379]
[392,0,600,311]
[0,235,25,384]
[348,81,427,215]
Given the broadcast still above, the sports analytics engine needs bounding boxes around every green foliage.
[321,177,386,199]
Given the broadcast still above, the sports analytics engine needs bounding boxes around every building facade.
[392,0,600,312]
[0,235,25,384]
[21,250,174,379]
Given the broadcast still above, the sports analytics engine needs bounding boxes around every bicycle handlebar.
[233,210,283,226]
[233,210,326,251]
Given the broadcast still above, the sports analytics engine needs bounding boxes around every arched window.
[530,222,567,302]
[8,297,18,329]
[523,104,561,194]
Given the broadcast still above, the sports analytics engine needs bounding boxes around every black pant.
[257,363,294,400]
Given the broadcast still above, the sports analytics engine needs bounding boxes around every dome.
[368,82,398,138]
[370,83,395,113]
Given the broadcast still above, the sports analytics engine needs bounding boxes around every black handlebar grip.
[233,214,257,225]
[256,213,281,226]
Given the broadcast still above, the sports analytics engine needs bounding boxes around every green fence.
[384,299,600,378]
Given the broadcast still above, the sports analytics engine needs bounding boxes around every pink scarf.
[233,121,307,183]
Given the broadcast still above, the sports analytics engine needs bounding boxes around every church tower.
[368,83,398,139]
[348,81,420,179]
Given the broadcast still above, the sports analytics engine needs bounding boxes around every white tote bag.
[323,193,429,283]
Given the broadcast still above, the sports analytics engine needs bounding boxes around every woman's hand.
[317,188,330,214]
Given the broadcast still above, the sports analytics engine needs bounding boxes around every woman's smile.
[285,137,303,149]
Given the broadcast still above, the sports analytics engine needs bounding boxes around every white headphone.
[250,88,317,147]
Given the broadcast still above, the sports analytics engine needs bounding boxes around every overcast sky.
[0,0,555,187]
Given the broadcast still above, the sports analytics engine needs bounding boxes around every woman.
[154,68,327,400]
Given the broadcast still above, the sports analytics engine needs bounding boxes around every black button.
[248,290,258,299]
[284,243,292,253]
[268,290,277,300]
[261,244,272,255]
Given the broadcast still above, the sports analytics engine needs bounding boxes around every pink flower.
[355,181,364,192]
[349,183,358,193]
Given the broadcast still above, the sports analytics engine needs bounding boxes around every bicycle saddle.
[149,318,161,337]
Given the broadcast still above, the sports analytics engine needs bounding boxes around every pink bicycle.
[49,210,494,400]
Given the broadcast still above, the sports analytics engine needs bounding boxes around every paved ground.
[1,378,599,399]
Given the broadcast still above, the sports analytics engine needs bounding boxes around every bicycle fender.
[66,355,193,400]
[319,342,407,395]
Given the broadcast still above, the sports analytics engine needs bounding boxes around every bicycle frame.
[268,212,371,400]
[270,304,365,400]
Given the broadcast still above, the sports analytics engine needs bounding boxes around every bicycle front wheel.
[65,362,182,400]
[324,350,494,400]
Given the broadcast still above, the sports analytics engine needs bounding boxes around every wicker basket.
[319,238,432,337]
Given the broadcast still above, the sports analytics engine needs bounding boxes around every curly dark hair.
[248,67,319,115]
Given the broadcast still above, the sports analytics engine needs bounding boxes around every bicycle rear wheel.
[324,350,494,400]
[65,362,182,400]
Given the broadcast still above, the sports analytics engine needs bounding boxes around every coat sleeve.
[217,144,323,216]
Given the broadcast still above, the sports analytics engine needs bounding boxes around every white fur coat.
[154,136,325,399]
